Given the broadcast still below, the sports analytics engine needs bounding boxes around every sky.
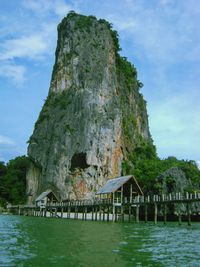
[0,0,199,166]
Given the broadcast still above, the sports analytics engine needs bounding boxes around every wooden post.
[67,206,70,219]
[112,205,115,221]
[76,207,79,219]
[163,204,167,224]
[61,207,63,218]
[99,205,102,221]
[154,203,157,224]
[121,185,123,204]
[92,207,94,221]
[121,205,124,222]
[112,192,115,222]
[85,207,87,220]
[145,204,148,223]
[82,207,84,220]
[95,206,98,221]
[130,184,133,203]
[128,205,131,222]
[178,212,182,225]
[187,203,191,226]
[136,205,139,223]
[103,206,105,221]
[107,206,110,222]
[115,207,118,222]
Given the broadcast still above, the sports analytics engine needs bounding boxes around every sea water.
[0,215,199,267]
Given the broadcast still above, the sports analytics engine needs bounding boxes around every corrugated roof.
[35,190,52,201]
[96,175,133,195]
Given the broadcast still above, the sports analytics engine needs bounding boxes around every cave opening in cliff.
[70,152,89,171]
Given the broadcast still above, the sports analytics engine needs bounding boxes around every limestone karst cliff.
[27,12,154,202]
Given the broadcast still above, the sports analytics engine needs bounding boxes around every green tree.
[0,156,30,206]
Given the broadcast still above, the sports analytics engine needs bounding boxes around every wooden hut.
[35,190,58,207]
[96,175,143,205]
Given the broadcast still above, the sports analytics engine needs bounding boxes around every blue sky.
[0,0,199,165]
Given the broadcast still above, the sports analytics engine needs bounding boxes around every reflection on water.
[0,215,199,267]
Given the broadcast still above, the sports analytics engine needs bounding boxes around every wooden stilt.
[61,207,63,218]
[154,203,157,224]
[121,205,124,222]
[92,207,94,221]
[107,206,110,222]
[128,206,131,222]
[95,207,97,221]
[145,204,148,223]
[103,206,105,221]
[99,205,102,221]
[187,203,191,226]
[82,207,84,220]
[112,205,115,222]
[136,205,139,223]
[115,207,117,222]
[67,206,70,219]
[178,212,182,225]
[163,204,167,224]
[76,207,78,219]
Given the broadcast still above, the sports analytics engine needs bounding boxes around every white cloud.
[0,135,15,145]
[108,0,200,63]
[54,1,72,17]
[0,62,26,83]
[0,0,75,82]
[0,22,56,82]
[22,0,73,17]
[0,34,50,61]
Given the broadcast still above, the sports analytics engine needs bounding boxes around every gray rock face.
[157,167,192,194]
[27,13,152,202]
[157,167,199,214]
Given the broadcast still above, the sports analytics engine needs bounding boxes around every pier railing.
[6,191,200,225]
[132,192,200,205]
[7,191,200,209]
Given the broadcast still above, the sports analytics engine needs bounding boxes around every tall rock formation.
[27,12,153,202]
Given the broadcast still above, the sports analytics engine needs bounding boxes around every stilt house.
[35,190,58,207]
[96,175,143,205]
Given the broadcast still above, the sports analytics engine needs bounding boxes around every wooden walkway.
[7,192,200,225]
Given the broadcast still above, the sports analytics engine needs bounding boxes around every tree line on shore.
[0,154,200,207]
[0,156,30,207]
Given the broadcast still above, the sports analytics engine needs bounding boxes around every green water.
[0,215,199,267]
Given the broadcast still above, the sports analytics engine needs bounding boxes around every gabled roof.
[96,175,143,195]
[35,190,54,202]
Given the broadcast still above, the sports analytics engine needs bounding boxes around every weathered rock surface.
[157,167,199,214]
[157,167,192,194]
[27,12,153,202]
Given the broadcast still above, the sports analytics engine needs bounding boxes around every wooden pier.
[7,192,200,225]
